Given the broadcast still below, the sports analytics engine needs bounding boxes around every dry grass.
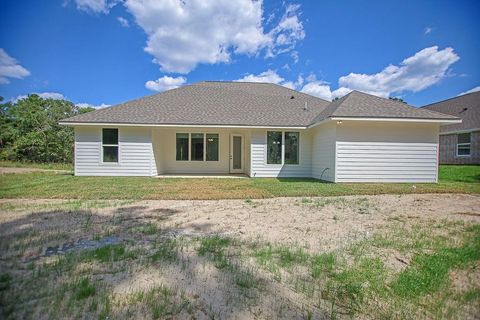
[0,195,479,319]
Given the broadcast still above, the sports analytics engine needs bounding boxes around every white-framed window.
[457,133,471,157]
[102,128,119,163]
[175,133,219,162]
[266,131,299,165]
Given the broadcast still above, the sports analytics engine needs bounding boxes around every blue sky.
[0,0,479,107]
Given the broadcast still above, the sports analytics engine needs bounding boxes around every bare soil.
[0,193,479,319]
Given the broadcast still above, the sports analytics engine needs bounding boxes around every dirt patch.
[0,193,479,319]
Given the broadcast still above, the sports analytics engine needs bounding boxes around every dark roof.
[61,81,329,127]
[311,91,459,124]
[422,91,480,133]
[61,81,459,127]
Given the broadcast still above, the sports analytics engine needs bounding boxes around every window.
[206,134,219,161]
[191,133,204,161]
[267,131,282,164]
[176,133,189,161]
[457,133,471,156]
[285,132,299,164]
[266,131,300,165]
[102,128,118,163]
[176,133,219,162]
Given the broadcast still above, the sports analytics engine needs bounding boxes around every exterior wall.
[311,122,336,182]
[152,127,251,175]
[250,129,312,178]
[74,126,156,176]
[335,122,440,183]
[438,131,480,164]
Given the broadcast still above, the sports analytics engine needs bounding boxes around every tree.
[389,97,407,104]
[0,94,94,163]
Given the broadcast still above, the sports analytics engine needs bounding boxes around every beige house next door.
[230,134,244,173]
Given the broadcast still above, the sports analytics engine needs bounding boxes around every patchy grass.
[0,164,479,200]
[0,199,479,319]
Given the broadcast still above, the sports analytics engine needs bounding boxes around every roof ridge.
[421,90,480,108]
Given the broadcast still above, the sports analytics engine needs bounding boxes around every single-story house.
[422,91,479,164]
[60,81,460,182]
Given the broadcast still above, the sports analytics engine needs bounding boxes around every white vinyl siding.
[334,122,439,183]
[74,126,156,176]
[250,129,311,177]
[311,122,336,182]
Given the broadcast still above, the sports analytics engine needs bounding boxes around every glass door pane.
[233,136,242,169]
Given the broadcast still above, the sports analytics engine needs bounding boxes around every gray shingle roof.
[422,91,480,133]
[61,82,459,127]
[311,90,459,124]
[61,81,329,127]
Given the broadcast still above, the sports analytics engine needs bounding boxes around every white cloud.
[336,46,459,98]
[122,0,304,74]
[458,86,480,96]
[13,92,65,102]
[145,75,187,92]
[300,81,333,101]
[235,69,284,84]
[424,27,433,35]
[117,16,129,27]
[74,0,118,14]
[0,49,30,84]
[76,102,111,109]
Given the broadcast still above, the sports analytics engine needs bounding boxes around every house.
[422,91,479,164]
[59,81,460,182]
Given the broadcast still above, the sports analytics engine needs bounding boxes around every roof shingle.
[422,91,480,133]
[61,81,459,127]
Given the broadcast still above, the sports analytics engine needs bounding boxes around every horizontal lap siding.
[75,127,155,176]
[336,142,438,182]
[311,122,336,182]
[250,130,311,178]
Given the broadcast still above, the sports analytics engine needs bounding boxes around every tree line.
[0,95,94,163]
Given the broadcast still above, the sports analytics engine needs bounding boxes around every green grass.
[392,225,480,299]
[0,160,73,171]
[73,277,96,300]
[439,165,480,183]
[0,165,478,200]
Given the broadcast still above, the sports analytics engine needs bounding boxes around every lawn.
[0,160,73,171]
[0,165,479,200]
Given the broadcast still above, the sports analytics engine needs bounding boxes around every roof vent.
[460,107,468,114]
[304,101,308,111]
[290,95,295,99]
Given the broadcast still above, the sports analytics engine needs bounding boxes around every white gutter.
[58,122,308,130]
[329,117,461,124]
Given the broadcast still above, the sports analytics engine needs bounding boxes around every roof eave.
[58,121,308,130]
[329,116,462,124]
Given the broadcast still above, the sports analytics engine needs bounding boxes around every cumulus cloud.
[236,69,284,84]
[117,16,129,27]
[424,27,433,35]
[0,49,30,84]
[236,46,459,102]
[458,86,480,96]
[122,0,304,74]
[13,92,65,102]
[336,46,459,98]
[74,0,118,14]
[76,102,111,109]
[145,75,187,92]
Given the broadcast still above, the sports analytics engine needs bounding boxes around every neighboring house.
[60,81,460,182]
[422,91,480,164]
